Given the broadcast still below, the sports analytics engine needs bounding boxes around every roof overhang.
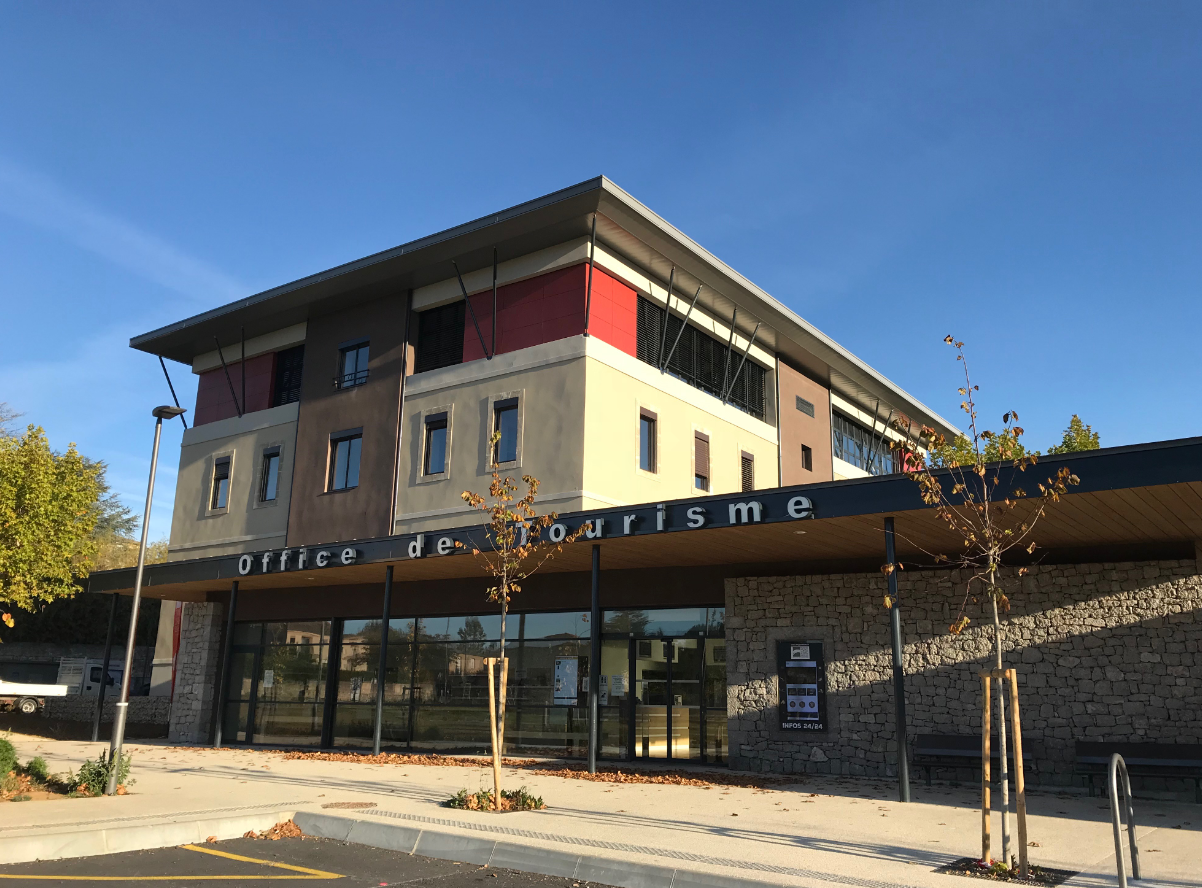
[130,176,958,437]
[88,437,1202,602]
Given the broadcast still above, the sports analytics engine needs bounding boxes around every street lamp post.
[105,405,185,795]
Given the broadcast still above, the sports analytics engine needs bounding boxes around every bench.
[914,734,1031,787]
[1075,742,1202,803]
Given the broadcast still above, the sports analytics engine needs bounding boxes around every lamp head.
[152,405,187,420]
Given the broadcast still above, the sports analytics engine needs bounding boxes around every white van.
[56,658,124,696]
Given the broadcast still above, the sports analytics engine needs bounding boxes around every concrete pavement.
[2,732,1196,888]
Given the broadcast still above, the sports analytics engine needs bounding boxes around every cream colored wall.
[167,403,299,559]
[582,337,779,508]
[393,339,589,534]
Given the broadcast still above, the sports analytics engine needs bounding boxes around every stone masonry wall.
[168,601,225,744]
[43,695,171,724]
[726,559,1202,788]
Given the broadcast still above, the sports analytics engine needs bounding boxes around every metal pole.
[660,285,703,373]
[157,357,188,429]
[884,517,911,803]
[588,544,601,774]
[583,215,596,337]
[372,566,394,755]
[213,336,242,417]
[491,248,498,356]
[91,593,119,743]
[240,326,245,417]
[105,417,164,795]
[721,322,762,404]
[452,260,491,360]
[719,308,738,400]
[656,267,675,365]
[211,580,239,749]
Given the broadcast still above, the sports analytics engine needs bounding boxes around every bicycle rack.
[1109,753,1141,887]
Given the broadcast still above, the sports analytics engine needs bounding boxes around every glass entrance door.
[632,637,701,760]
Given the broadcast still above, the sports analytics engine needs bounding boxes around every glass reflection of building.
[222,606,725,762]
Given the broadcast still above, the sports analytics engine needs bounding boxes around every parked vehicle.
[56,658,124,696]
[0,678,69,714]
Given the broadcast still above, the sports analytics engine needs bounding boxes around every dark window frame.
[492,397,519,466]
[328,429,364,491]
[414,302,466,374]
[335,341,370,390]
[639,408,657,473]
[259,447,281,503]
[211,456,231,510]
[740,451,754,493]
[831,411,895,476]
[694,432,710,491]
[801,444,814,472]
[272,345,305,407]
[423,412,449,477]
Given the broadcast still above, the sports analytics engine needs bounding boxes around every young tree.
[458,433,587,809]
[0,425,105,630]
[1046,414,1100,454]
[888,337,1079,871]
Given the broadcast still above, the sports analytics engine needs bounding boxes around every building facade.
[97,179,1201,787]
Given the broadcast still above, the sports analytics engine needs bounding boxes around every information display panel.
[777,641,827,732]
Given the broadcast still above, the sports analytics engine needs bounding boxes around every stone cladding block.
[168,601,225,744]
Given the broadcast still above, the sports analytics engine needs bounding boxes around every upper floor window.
[493,398,518,465]
[832,412,895,476]
[639,409,657,473]
[415,302,466,373]
[272,345,304,406]
[423,412,449,476]
[336,341,369,390]
[328,431,362,491]
[635,296,768,421]
[211,456,231,510]
[259,447,281,502]
[801,444,813,472]
[740,451,754,493]
[694,432,710,491]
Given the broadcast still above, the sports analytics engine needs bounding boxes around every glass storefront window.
[602,607,724,637]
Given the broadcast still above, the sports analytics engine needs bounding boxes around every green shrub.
[0,737,15,778]
[444,786,545,812]
[69,752,132,796]
[21,756,49,782]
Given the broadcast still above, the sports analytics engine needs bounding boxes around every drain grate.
[321,802,378,810]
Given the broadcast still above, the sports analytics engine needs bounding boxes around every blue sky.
[2,3,1200,540]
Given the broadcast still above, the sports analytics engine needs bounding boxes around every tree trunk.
[989,575,1011,866]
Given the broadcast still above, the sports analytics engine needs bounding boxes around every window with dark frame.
[259,448,281,502]
[272,345,305,407]
[639,409,657,473]
[740,452,754,493]
[423,413,449,476]
[415,302,466,373]
[335,342,370,390]
[831,411,895,475]
[328,432,362,491]
[801,444,813,472]
[211,456,231,510]
[493,398,518,465]
[694,432,710,491]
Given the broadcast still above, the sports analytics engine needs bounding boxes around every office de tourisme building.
[92,179,1202,785]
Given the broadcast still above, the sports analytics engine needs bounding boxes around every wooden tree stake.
[981,672,991,863]
[486,657,501,810]
[1007,668,1029,877]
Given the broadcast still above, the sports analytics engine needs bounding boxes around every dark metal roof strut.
[213,336,242,417]
[452,259,492,360]
[661,285,703,373]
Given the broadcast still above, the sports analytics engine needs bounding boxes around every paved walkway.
[3,733,1196,888]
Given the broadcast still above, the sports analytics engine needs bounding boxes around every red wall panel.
[193,353,276,426]
[461,262,638,362]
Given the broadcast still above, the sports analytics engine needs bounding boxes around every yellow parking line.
[0,843,343,881]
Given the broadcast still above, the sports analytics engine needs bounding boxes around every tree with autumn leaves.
[457,433,587,809]
[888,338,1081,873]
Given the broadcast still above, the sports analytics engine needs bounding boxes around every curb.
[294,811,801,888]
[0,810,294,865]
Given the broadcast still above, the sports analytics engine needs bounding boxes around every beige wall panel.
[778,361,833,484]
[582,355,779,508]
[167,410,297,559]
[393,355,588,534]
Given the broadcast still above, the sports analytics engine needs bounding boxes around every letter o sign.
[548,523,567,543]
[238,554,253,575]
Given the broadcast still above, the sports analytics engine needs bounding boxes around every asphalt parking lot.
[0,837,613,887]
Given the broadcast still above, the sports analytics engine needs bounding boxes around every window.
[415,302,466,373]
[423,413,448,476]
[336,342,369,389]
[694,432,710,491]
[493,398,518,465]
[639,409,657,473]
[328,432,362,490]
[740,452,754,493]
[801,444,813,472]
[832,412,895,476]
[211,456,231,510]
[272,345,304,407]
[635,297,768,421]
[795,395,815,417]
[259,448,281,502]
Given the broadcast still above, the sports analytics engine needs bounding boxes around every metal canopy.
[88,438,1202,603]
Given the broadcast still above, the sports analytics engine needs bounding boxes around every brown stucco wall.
[777,361,832,484]
[286,291,410,546]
